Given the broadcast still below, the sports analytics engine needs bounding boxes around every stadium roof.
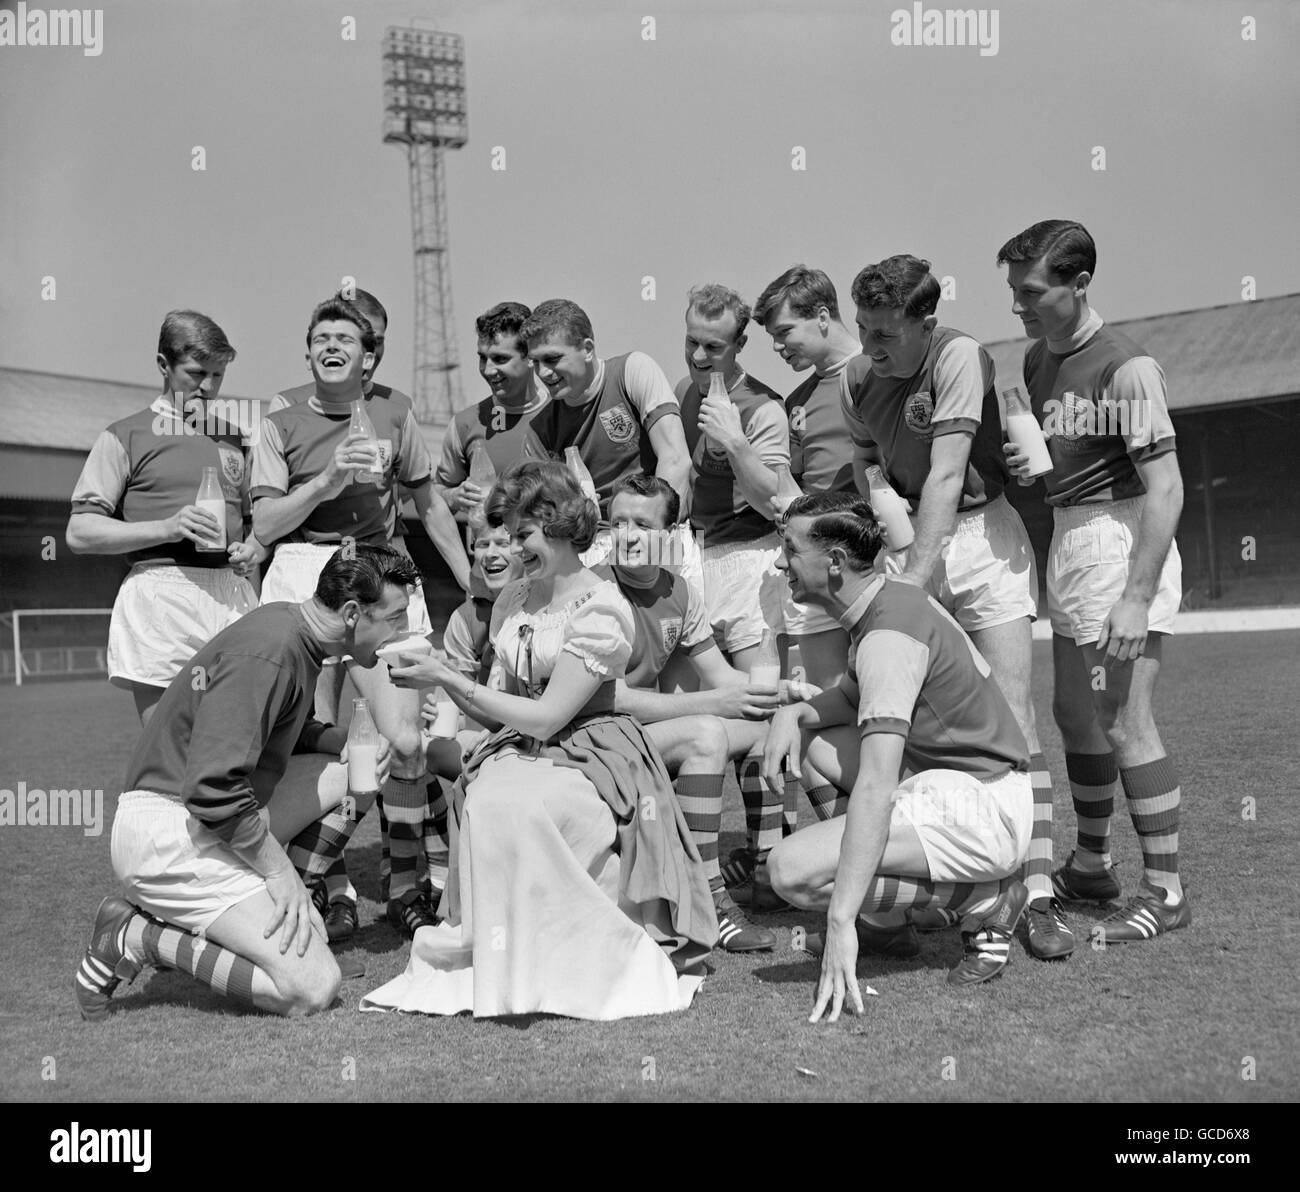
[986,292,1300,414]
[0,368,262,451]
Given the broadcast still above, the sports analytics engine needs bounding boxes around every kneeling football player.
[74,546,416,1020]
[762,494,1034,1017]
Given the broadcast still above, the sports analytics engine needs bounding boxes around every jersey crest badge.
[659,617,683,654]
[599,404,638,445]
[217,443,245,488]
[904,390,935,437]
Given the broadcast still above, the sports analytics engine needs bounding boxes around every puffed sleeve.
[562,586,636,678]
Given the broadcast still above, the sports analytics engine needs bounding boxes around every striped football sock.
[377,795,391,902]
[859,875,1006,924]
[1121,757,1183,900]
[1023,753,1056,904]
[323,856,356,904]
[676,772,723,886]
[782,774,800,837]
[805,783,848,822]
[285,799,367,882]
[736,753,783,853]
[1065,751,1119,870]
[123,913,257,1008]
[422,778,450,892]
[384,773,427,901]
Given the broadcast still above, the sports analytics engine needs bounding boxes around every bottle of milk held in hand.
[194,466,227,553]
[347,698,381,796]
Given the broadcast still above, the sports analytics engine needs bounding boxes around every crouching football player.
[762,494,1034,1015]
[74,546,417,1020]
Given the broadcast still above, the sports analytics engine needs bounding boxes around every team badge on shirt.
[904,391,935,438]
[217,442,245,489]
[599,404,638,445]
[659,617,682,654]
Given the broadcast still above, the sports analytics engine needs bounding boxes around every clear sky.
[2,0,1297,411]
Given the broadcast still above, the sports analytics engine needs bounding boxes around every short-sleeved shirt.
[839,576,1029,779]
[529,352,682,519]
[249,389,432,545]
[593,563,714,690]
[434,381,550,489]
[443,594,496,684]
[676,371,790,545]
[122,602,328,853]
[786,352,865,494]
[71,398,249,568]
[1022,311,1177,508]
[841,326,1008,510]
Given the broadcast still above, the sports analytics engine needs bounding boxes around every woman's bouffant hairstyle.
[484,459,598,551]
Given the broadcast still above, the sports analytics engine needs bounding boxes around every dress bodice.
[488,578,635,697]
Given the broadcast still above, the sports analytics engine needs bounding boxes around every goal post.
[1,608,113,686]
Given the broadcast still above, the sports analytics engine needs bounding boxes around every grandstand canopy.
[986,293,1300,414]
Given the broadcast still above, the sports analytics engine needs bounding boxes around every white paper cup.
[377,636,433,669]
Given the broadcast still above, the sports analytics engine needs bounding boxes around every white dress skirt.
[361,578,717,1020]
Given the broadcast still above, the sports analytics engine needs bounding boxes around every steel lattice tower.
[382,26,467,429]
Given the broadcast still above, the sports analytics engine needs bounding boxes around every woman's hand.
[388,653,455,689]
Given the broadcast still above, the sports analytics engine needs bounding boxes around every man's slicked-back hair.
[996,219,1097,284]
[785,490,885,572]
[519,299,594,349]
[314,544,421,611]
[484,459,598,551]
[851,255,941,320]
[475,301,533,353]
[345,288,388,330]
[686,283,751,341]
[611,471,680,528]
[753,264,841,325]
[307,296,377,354]
[157,310,237,366]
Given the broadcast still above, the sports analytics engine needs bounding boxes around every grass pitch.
[1,633,1297,1102]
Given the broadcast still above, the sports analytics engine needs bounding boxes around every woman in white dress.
[365,461,717,1019]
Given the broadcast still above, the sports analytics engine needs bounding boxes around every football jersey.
[434,381,550,488]
[841,326,1007,509]
[676,370,790,546]
[123,602,327,852]
[786,352,864,494]
[443,594,496,685]
[529,352,681,519]
[841,576,1029,779]
[71,397,249,568]
[594,563,713,689]
[1022,311,1177,507]
[250,390,433,546]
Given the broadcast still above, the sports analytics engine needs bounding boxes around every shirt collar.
[816,348,862,379]
[1047,309,1104,355]
[836,574,887,633]
[575,357,606,404]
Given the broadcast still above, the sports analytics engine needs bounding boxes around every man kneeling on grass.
[74,546,416,1019]
[761,493,1034,1021]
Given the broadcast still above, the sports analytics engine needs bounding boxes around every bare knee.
[766,841,815,908]
[683,717,729,768]
[277,958,341,1016]
[387,728,426,778]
